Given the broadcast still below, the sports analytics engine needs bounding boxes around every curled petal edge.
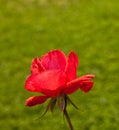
[79,80,94,93]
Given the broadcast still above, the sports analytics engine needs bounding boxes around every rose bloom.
[25,50,95,108]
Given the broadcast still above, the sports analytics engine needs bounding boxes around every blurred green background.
[0,0,119,130]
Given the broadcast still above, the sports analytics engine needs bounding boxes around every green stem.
[64,109,74,130]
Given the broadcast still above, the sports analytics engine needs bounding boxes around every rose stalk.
[24,50,95,130]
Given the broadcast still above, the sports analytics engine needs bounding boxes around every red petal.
[25,96,48,107]
[62,75,94,94]
[41,50,67,71]
[65,51,78,81]
[25,70,66,97]
[62,77,84,94]
[25,75,41,92]
[31,58,45,74]
[79,81,94,93]
[79,74,95,79]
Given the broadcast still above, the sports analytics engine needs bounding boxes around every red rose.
[25,50,95,107]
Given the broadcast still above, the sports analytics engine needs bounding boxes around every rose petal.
[79,81,94,93]
[25,70,66,97]
[79,74,95,79]
[25,75,40,92]
[65,51,78,81]
[31,58,45,74]
[62,77,85,94]
[62,75,94,94]
[25,96,48,107]
[41,50,67,71]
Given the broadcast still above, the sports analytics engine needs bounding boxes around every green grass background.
[0,0,119,130]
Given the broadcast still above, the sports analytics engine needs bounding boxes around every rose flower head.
[24,50,95,130]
